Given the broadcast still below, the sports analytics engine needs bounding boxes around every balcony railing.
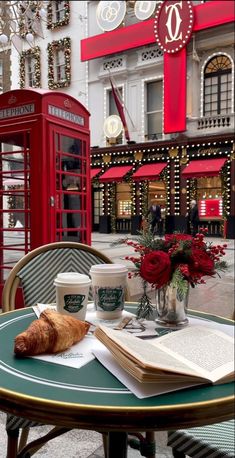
[197,115,232,130]
[186,113,234,137]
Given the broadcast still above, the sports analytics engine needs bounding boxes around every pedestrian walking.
[146,200,162,235]
[187,200,199,236]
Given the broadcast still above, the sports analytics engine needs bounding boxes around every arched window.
[204,55,232,116]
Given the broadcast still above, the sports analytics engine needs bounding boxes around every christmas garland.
[220,161,231,220]
[47,37,71,89]
[19,3,37,37]
[19,47,41,88]
[47,1,70,30]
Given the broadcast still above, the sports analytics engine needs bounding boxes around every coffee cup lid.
[54,272,91,285]
[90,264,128,275]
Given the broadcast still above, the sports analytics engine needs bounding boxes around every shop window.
[203,55,232,116]
[19,48,41,88]
[93,188,104,224]
[47,1,70,29]
[146,80,163,140]
[116,183,131,218]
[197,176,223,219]
[47,37,71,89]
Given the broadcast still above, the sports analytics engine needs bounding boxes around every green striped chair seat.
[167,420,234,458]
[18,248,108,305]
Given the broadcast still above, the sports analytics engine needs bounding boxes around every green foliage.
[171,270,189,301]
[215,260,228,272]
[135,230,166,251]
[136,281,155,319]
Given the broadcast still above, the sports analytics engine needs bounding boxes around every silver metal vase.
[155,283,189,328]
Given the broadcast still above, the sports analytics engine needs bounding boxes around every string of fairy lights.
[91,139,233,231]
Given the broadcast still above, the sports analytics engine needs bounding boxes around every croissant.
[14,309,90,356]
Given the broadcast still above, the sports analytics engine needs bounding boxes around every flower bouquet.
[124,229,228,321]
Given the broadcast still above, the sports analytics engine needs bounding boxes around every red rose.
[189,248,215,276]
[140,251,171,288]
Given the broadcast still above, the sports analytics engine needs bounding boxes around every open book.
[94,325,234,385]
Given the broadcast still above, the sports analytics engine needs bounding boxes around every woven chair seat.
[167,420,235,458]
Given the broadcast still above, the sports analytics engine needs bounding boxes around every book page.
[95,326,204,378]
[95,325,234,383]
[154,326,234,383]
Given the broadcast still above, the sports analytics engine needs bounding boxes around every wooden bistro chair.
[2,241,112,458]
[167,420,235,458]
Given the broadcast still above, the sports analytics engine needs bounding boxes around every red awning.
[132,162,167,181]
[99,165,133,183]
[182,158,227,178]
[90,168,102,179]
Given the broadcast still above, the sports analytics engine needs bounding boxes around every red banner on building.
[110,78,130,141]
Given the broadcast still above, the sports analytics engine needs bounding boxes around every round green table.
[0,305,234,457]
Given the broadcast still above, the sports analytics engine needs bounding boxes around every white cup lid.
[90,264,128,275]
[54,272,91,285]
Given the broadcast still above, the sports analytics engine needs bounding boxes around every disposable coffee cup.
[54,272,91,320]
[89,264,128,320]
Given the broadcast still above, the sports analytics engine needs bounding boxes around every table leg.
[107,432,128,458]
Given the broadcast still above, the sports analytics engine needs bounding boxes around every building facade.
[83,0,234,238]
[6,0,235,238]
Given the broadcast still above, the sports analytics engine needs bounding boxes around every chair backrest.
[2,242,113,312]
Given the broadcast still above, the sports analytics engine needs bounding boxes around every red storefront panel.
[199,199,223,218]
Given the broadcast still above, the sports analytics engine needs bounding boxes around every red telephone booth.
[0,88,91,299]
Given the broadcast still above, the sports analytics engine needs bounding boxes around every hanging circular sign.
[103,115,123,138]
[154,0,194,54]
[96,1,126,32]
[134,1,157,21]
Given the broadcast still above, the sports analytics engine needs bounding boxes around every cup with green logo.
[54,272,91,320]
[89,264,128,320]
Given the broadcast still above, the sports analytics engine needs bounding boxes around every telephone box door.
[48,125,91,244]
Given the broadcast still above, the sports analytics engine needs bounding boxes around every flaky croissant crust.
[14,309,90,356]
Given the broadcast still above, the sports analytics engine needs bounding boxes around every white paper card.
[32,334,104,369]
